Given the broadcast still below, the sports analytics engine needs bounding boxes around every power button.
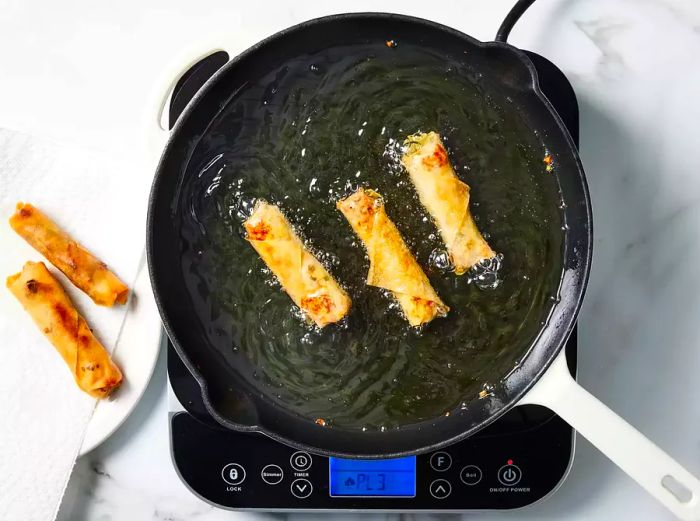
[497,463,522,486]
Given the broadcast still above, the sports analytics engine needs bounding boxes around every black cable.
[495,0,537,43]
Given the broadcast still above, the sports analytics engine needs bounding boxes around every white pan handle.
[520,348,700,520]
[139,35,253,169]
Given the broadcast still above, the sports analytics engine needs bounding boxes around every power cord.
[495,0,537,43]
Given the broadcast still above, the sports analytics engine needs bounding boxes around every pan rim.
[147,11,593,458]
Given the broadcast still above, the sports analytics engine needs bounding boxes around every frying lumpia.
[337,188,448,326]
[402,132,495,274]
[9,202,129,306]
[6,261,123,399]
[244,201,351,327]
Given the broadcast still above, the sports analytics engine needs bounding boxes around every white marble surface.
[1,0,699,519]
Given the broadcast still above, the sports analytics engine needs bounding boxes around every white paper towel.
[0,127,149,521]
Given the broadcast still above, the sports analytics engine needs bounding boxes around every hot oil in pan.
[178,43,564,429]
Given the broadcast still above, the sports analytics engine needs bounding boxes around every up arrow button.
[429,479,452,499]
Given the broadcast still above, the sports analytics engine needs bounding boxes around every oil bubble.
[308,177,320,193]
[468,253,504,290]
[429,248,452,272]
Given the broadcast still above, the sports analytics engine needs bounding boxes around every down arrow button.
[291,478,313,498]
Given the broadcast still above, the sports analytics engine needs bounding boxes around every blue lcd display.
[329,456,416,497]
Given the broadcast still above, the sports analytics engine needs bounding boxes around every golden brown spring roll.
[9,203,129,306]
[337,188,448,326]
[6,261,123,399]
[244,201,351,327]
[402,132,495,274]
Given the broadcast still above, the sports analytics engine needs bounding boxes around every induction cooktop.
[166,47,580,512]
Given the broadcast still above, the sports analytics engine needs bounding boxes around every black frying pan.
[146,5,700,517]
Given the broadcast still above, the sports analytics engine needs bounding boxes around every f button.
[430,452,452,472]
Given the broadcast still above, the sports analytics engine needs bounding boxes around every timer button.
[429,479,452,499]
[291,478,313,498]
[261,464,284,485]
[290,451,312,471]
[497,463,522,486]
[221,463,246,485]
[460,465,483,486]
[429,451,452,472]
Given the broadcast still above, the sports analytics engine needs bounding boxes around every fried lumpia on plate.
[6,261,123,399]
[9,202,129,306]
[337,188,448,327]
[244,201,351,328]
[402,132,495,274]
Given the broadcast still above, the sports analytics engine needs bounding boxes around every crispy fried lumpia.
[244,201,351,327]
[337,188,448,326]
[6,261,123,399]
[402,132,495,274]
[9,203,129,306]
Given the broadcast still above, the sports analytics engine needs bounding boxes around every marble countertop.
[1,0,699,519]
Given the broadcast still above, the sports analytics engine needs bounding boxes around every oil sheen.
[177,42,564,429]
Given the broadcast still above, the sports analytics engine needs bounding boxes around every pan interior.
[176,40,565,430]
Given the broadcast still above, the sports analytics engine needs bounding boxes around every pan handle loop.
[139,34,256,170]
[521,350,700,520]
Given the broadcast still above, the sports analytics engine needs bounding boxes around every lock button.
[222,463,246,485]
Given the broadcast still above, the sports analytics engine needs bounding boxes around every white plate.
[79,254,162,455]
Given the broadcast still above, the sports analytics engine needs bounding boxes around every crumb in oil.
[543,153,554,172]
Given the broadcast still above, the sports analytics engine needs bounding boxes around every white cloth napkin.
[0,127,149,521]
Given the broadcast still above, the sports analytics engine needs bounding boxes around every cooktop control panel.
[170,408,573,510]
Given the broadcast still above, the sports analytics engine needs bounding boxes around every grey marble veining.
[3,0,692,519]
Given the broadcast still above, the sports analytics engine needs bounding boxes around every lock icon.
[222,463,246,485]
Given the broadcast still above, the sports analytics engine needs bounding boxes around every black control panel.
[169,329,577,510]
[171,406,573,510]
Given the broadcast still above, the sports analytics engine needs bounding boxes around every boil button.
[460,465,482,485]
